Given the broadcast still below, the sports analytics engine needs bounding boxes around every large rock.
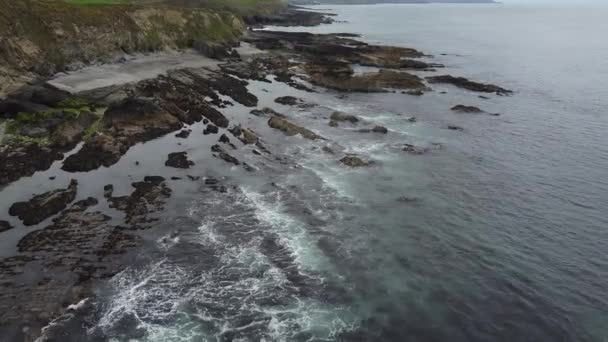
[427,75,512,95]
[330,111,359,124]
[268,116,322,140]
[451,105,483,113]
[340,155,371,167]
[62,98,182,172]
[9,179,78,226]
[211,144,240,166]
[274,96,301,106]
[310,69,425,93]
[62,133,124,172]
[0,143,64,186]
[165,152,194,169]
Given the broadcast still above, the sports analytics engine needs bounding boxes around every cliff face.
[0,0,247,95]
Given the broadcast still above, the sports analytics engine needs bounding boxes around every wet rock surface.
[359,125,389,134]
[0,220,13,233]
[175,129,191,139]
[403,144,429,155]
[275,96,302,106]
[9,179,78,226]
[165,152,194,169]
[427,75,512,95]
[451,105,483,113]
[330,111,359,124]
[340,155,371,167]
[211,144,241,166]
[268,116,323,140]
[0,143,64,186]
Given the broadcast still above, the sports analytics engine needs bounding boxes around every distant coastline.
[290,0,496,5]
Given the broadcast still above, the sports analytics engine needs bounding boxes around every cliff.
[0,0,258,96]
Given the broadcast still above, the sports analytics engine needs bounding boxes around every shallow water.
[5,3,608,341]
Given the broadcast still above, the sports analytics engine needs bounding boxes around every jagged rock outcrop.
[9,179,78,226]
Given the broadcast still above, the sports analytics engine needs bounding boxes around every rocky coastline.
[0,4,512,341]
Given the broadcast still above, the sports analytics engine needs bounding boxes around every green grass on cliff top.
[63,0,283,13]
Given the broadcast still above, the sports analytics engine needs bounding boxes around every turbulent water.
[32,3,608,341]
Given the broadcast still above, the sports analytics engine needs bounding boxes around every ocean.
[18,3,608,341]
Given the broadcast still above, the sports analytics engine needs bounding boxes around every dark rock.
[405,89,424,96]
[62,133,124,172]
[322,146,335,154]
[193,41,234,60]
[0,143,63,186]
[103,184,114,198]
[340,155,370,167]
[9,179,78,226]
[403,144,428,155]
[359,126,388,134]
[268,117,322,140]
[211,144,240,166]
[143,176,165,184]
[165,152,194,169]
[479,95,490,100]
[175,130,190,139]
[0,220,13,233]
[427,75,512,95]
[275,96,301,106]
[203,124,219,135]
[330,111,359,124]
[448,125,464,131]
[451,105,483,113]
[328,120,339,127]
[171,177,182,180]
[187,175,201,181]
[250,107,284,117]
[49,111,99,149]
[219,134,231,144]
[9,83,71,107]
[243,163,255,172]
[203,119,209,125]
[252,149,262,155]
[106,176,172,229]
[49,176,56,180]
[407,117,417,123]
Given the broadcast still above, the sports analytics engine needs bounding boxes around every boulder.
[274,96,301,106]
[340,155,370,167]
[451,105,483,113]
[211,144,240,165]
[175,130,190,139]
[268,116,322,140]
[427,75,512,95]
[165,152,194,169]
[359,126,388,134]
[330,111,359,124]
[9,179,78,226]
[203,124,219,135]
[403,144,428,155]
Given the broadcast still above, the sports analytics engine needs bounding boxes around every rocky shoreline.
[0,6,512,341]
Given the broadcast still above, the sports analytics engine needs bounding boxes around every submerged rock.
[0,220,13,233]
[427,75,512,95]
[403,144,428,155]
[310,69,425,93]
[175,130,191,139]
[211,144,240,166]
[9,179,78,226]
[451,105,483,113]
[359,126,388,134]
[203,124,219,135]
[165,152,194,169]
[274,96,301,106]
[340,155,370,167]
[268,116,323,140]
[330,111,359,124]
[448,125,464,131]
